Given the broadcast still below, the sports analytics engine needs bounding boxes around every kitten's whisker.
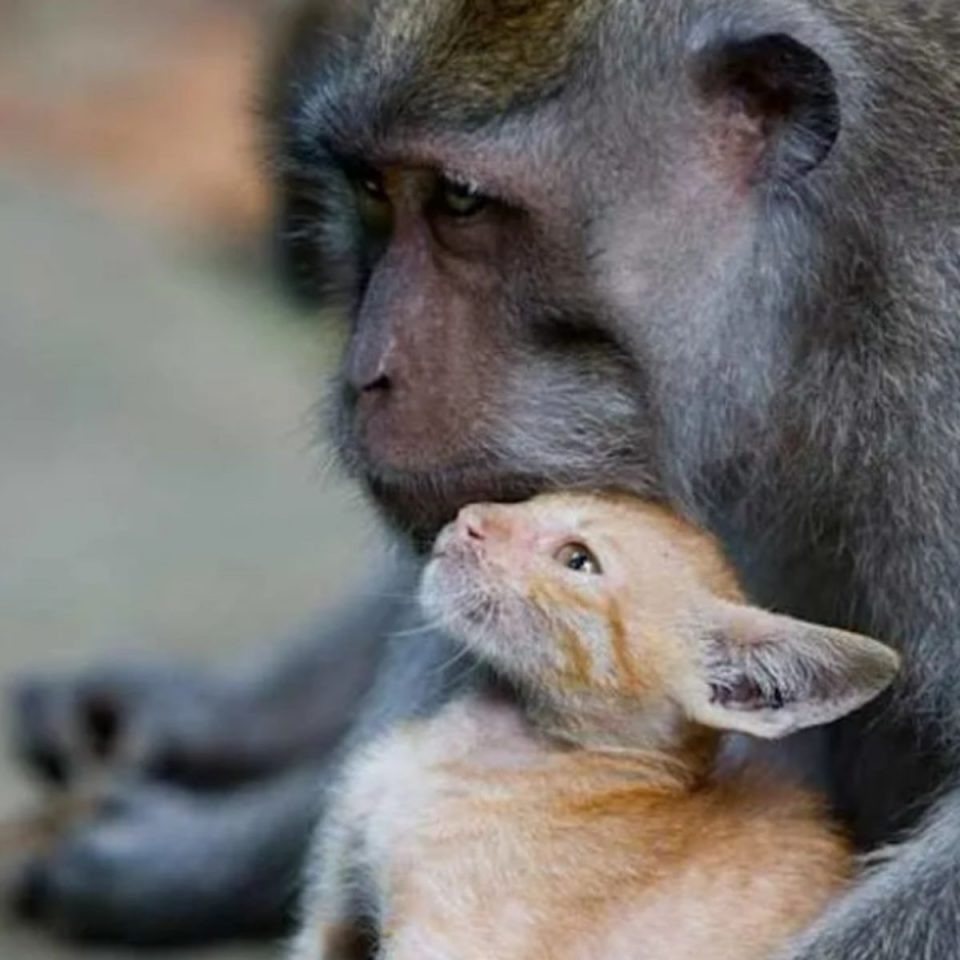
[430,642,481,681]
[389,618,449,640]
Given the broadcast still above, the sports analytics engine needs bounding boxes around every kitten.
[295,493,899,960]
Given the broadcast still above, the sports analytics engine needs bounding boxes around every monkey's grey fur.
[10,1,960,956]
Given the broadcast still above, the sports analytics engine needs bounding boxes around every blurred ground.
[0,1,374,957]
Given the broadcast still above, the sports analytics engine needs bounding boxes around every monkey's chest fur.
[335,696,852,960]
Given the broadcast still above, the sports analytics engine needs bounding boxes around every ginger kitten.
[296,493,899,960]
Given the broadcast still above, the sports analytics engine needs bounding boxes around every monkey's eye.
[555,543,603,576]
[437,177,489,218]
[354,170,387,202]
[350,169,392,233]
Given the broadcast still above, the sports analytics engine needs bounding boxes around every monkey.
[296,493,898,960]
[1,796,96,888]
[8,0,960,956]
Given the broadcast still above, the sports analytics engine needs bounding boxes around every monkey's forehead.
[285,0,705,170]
[361,0,603,126]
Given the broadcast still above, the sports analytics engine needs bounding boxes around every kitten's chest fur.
[342,695,852,960]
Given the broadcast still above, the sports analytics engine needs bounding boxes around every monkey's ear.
[692,32,840,186]
[682,603,899,739]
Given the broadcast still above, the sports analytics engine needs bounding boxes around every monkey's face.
[313,127,655,544]
[270,1,842,545]
[333,161,654,545]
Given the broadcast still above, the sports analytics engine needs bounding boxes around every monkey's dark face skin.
[323,145,655,543]
[269,1,851,548]
[299,109,658,540]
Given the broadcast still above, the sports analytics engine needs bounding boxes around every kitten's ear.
[682,603,899,739]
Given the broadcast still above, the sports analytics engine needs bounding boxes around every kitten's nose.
[456,506,488,542]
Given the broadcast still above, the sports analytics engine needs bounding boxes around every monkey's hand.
[9,661,254,790]
[9,585,396,794]
[9,771,321,944]
[780,795,960,960]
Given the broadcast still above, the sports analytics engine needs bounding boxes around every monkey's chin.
[362,463,550,551]
[337,426,660,549]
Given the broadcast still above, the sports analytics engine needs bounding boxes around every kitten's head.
[421,493,899,746]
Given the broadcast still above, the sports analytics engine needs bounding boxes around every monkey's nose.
[353,368,391,394]
[345,339,394,394]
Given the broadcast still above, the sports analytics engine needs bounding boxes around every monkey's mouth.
[332,391,551,545]
[334,403,659,549]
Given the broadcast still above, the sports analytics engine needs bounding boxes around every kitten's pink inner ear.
[708,673,785,712]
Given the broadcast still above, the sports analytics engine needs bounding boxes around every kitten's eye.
[555,543,603,576]
[437,177,489,218]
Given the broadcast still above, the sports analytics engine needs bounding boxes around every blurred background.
[0,1,372,956]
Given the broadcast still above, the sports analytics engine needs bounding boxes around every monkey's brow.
[286,103,402,179]
[285,119,508,205]
[278,105,384,184]
[289,73,523,174]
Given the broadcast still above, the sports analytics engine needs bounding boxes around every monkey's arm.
[4,566,400,940]
[10,768,327,943]
[10,563,411,790]
[7,566,474,943]
[782,779,960,959]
